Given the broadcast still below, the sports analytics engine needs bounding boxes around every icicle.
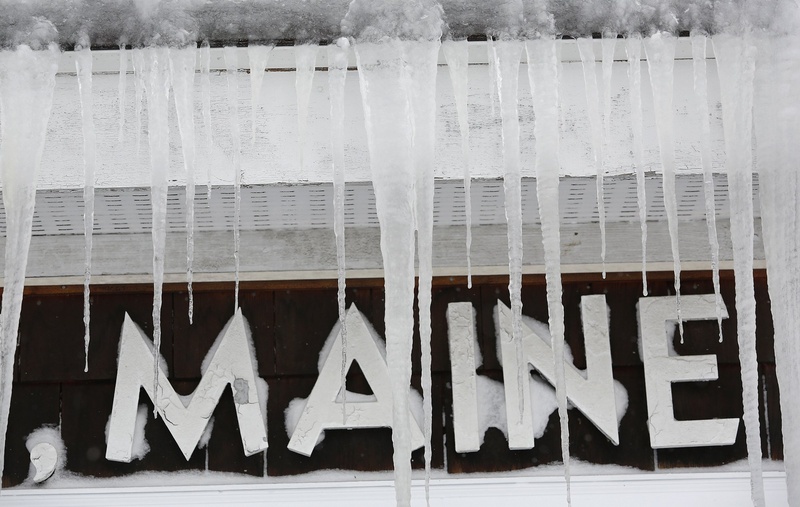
[625,35,648,296]
[328,38,349,423]
[644,33,684,340]
[295,44,318,172]
[601,34,616,278]
[200,42,213,196]
[354,39,417,507]
[713,33,764,507]
[169,47,198,325]
[0,43,59,482]
[143,46,171,414]
[442,39,473,288]
[493,40,526,424]
[577,38,607,277]
[224,46,243,310]
[118,44,127,143]
[403,38,440,506]
[248,44,273,146]
[132,48,145,156]
[75,46,96,373]
[487,37,497,117]
[690,33,724,340]
[754,30,800,507]
[526,37,571,505]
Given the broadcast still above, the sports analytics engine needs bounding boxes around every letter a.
[287,305,424,456]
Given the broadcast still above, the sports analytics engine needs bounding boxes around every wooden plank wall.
[2,271,783,487]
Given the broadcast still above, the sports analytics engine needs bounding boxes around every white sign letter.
[106,310,268,462]
[287,305,424,456]
[497,296,621,449]
[447,302,482,453]
[639,294,739,448]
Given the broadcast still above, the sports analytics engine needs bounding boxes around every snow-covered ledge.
[0,1,723,48]
[0,472,789,507]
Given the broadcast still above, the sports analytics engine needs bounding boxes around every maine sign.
[105,293,741,464]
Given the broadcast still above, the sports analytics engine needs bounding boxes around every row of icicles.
[0,30,794,507]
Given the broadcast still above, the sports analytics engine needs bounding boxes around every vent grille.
[2,174,758,237]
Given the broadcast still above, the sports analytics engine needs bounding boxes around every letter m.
[106,309,267,462]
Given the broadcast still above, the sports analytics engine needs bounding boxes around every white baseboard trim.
[0,471,788,507]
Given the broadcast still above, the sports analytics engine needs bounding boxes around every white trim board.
[0,472,788,507]
[5,219,764,286]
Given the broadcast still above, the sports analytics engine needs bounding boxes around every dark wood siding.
[2,271,783,486]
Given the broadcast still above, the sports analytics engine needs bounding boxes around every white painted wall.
[27,39,725,190]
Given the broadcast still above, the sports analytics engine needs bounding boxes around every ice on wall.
[754,12,800,505]
[577,38,607,278]
[494,39,526,426]
[169,46,198,324]
[442,39,473,288]
[625,35,648,296]
[644,33,684,340]
[344,0,442,503]
[142,46,171,413]
[200,42,213,192]
[526,37,572,503]
[327,38,349,422]
[404,37,440,504]
[713,32,764,507]
[0,42,59,481]
[690,33,724,339]
[224,46,243,309]
[75,45,96,373]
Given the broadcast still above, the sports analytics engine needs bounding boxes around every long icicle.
[601,33,616,279]
[713,32,764,507]
[644,33,684,339]
[577,38,607,277]
[295,44,318,172]
[442,39,473,288]
[354,39,417,507]
[625,35,648,296]
[224,46,243,310]
[328,38,349,423]
[200,42,213,196]
[248,43,274,146]
[0,44,59,481]
[527,37,571,505]
[754,31,800,507]
[169,47,198,325]
[494,39,526,424]
[143,47,171,415]
[118,44,127,143]
[691,33,724,340]
[76,45,96,373]
[403,38,440,507]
